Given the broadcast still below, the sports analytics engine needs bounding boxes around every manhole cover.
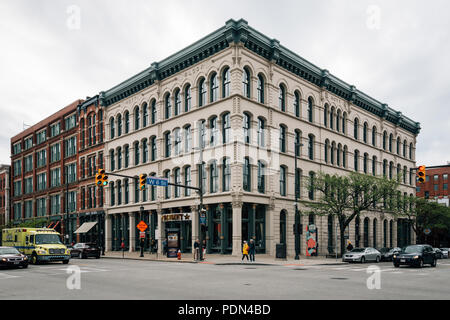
[330,277,349,280]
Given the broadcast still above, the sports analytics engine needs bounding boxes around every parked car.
[393,244,436,268]
[0,246,29,269]
[439,248,449,259]
[342,247,381,263]
[69,243,101,259]
[433,248,443,259]
[378,247,401,261]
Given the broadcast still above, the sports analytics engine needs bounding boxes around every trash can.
[276,243,286,259]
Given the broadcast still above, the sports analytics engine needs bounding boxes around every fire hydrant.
[177,250,181,260]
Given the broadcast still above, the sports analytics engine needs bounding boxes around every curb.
[102,256,198,264]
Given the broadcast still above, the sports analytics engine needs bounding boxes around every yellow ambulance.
[2,228,70,264]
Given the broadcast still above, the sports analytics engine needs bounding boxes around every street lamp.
[192,144,205,261]
[294,142,304,260]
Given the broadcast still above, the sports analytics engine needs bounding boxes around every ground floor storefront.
[104,201,416,258]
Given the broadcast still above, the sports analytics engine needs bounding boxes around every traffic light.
[96,169,108,187]
[139,174,147,190]
[416,165,426,183]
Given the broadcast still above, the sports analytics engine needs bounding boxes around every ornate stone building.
[101,19,419,257]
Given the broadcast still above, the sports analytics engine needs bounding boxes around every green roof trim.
[101,19,420,135]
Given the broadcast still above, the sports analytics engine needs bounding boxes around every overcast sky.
[1,0,449,167]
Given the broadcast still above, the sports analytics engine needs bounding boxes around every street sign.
[140,232,146,239]
[137,221,148,232]
[424,228,431,235]
[147,177,169,187]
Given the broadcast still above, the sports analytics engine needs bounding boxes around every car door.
[423,246,431,264]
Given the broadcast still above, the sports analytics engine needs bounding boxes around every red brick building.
[75,95,106,245]
[0,164,11,228]
[416,164,450,206]
[10,99,83,243]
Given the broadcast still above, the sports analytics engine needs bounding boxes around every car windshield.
[402,245,423,254]
[379,248,389,253]
[0,248,20,255]
[35,234,62,245]
[351,248,365,253]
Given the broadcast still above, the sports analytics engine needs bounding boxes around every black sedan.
[0,247,29,269]
[378,247,402,261]
[393,244,436,268]
[69,243,101,259]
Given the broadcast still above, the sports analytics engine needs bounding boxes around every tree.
[306,172,401,256]
[403,197,450,246]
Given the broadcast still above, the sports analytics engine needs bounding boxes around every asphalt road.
[0,258,449,300]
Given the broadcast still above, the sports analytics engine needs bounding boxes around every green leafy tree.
[306,172,401,256]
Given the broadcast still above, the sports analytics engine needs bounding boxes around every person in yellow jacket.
[241,241,249,263]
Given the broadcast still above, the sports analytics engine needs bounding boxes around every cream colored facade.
[103,41,417,257]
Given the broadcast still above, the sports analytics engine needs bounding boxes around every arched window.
[280,211,287,244]
[383,131,387,150]
[403,140,407,157]
[134,106,140,130]
[331,142,336,165]
[257,74,264,104]
[389,161,394,179]
[125,111,130,133]
[257,117,265,147]
[110,149,115,171]
[354,150,360,172]
[243,68,251,98]
[279,84,286,112]
[134,142,140,166]
[342,112,347,134]
[243,113,251,144]
[109,117,115,139]
[258,161,265,194]
[143,103,148,127]
[210,73,218,103]
[124,145,129,167]
[243,157,251,192]
[294,91,300,117]
[165,94,171,119]
[174,90,181,116]
[308,172,315,200]
[184,126,191,153]
[174,168,181,198]
[372,126,377,147]
[184,85,191,112]
[383,159,388,177]
[294,130,301,157]
[409,143,413,159]
[150,137,157,161]
[164,170,171,199]
[142,139,148,163]
[184,167,191,197]
[354,118,359,140]
[198,78,206,107]
[151,100,157,124]
[164,132,171,158]
[209,116,218,147]
[372,156,377,176]
[336,110,341,132]
[389,134,393,152]
[222,158,231,192]
[397,137,401,155]
[363,153,368,174]
[324,139,330,163]
[343,146,348,168]
[222,113,231,144]
[209,160,218,193]
[117,147,122,170]
[222,68,230,98]
[280,166,287,196]
[279,125,286,153]
[308,97,314,122]
[330,107,335,130]
[337,144,342,167]
[117,114,122,137]
[324,104,329,127]
[308,134,314,160]
[363,122,368,143]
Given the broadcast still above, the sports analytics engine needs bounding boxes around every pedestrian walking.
[162,238,168,255]
[242,241,249,262]
[249,239,256,262]
[202,240,207,260]
[194,239,200,261]
[346,241,354,252]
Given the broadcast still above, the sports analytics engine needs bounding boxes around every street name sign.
[147,177,169,187]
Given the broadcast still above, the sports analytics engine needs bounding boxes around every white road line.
[0,273,20,280]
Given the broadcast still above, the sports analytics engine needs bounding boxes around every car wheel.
[361,256,365,264]
[418,259,424,268]
[376,256,380,263]
[31,253,39,265]
[431,259,437,267]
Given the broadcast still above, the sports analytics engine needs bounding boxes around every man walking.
[346,241,354,252]
[194,239,200,261]
[249,239,256,262]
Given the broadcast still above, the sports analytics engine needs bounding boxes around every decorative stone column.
[232,200,243,256]
[157,209,164,254]
[129,212,135,252]
[105,214,112,252]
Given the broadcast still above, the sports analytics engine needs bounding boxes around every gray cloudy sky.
[1,0,449,166]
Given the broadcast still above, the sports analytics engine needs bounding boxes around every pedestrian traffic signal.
[139,174,147,190]
[416,165,426,183]
[96,169,108,187]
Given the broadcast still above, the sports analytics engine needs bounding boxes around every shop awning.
[74,222,97,234]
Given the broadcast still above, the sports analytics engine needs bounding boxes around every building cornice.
[101,19,420,135]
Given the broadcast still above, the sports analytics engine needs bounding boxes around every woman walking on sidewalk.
[242,241,249,262]
[249,239,256,262]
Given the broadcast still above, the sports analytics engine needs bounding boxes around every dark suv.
[393,244,436,268]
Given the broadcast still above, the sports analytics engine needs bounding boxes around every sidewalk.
[101,251,347,266]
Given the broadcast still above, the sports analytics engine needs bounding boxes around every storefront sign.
[161,213,191,222]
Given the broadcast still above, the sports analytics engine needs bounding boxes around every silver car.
[342,247,381,263]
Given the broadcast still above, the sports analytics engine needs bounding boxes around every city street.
[0,258,449,300]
